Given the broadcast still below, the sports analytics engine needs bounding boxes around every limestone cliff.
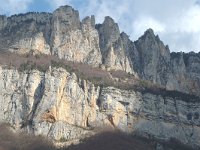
[96,17,133,73]
[0,6,101,66]
[50,6,101,66]
[0,66,200,149]
[134,29,200,97]
[1,5,200,96]
[0,6,200,95]
[0,5,200,150]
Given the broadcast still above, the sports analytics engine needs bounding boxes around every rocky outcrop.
[133,29,200,97]
[0,15,7,30]
[50,6,102,66]
[0,66,200,149]
[0,9,134,72]
[0,6,101,66]
[96,17,134,73]
[0,12,52,54]
[0,5,200,97]
[134,29,171,85]
[100,87,200,148]
[168,52,200,96]
[1,5,200,149]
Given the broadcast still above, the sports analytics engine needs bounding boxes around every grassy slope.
[0,51,199,103]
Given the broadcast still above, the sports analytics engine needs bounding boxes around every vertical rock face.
[168,52,200,96]
[0,6,102,66]
[134,29,171,84]
[32,69,101,141]
[100,87,200,149]
[1,5,200,149]
[51,5,81,34]
[96,17,134,73]
[0,15,7,30]
[1,5,200,96]
[50,6,101,66]
[97,16,120,53]
[0,67,200,149]
[0,67,100,141]
[0,13,52,54]
[132,29,200,97]
[50,5,80,52]
[0,67,45,129]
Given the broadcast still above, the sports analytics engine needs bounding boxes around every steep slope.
[50,6,101,66]
[1,5,200,97]
[0,6,101,66]
[0,5,199,96]
[133,29,200,96]
[96,17,134,73]
[0,65,200,149]
[0,12,52,54]
[134,29,171,84]
[0,5,200,150]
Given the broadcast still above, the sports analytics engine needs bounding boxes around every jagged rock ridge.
[0,5,200,96]
[0,5,200,150]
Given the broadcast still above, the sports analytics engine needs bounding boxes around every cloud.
[80,0,130,23]
[177,5,200,33]
[45,0,72,9]
[131,16,166,40]
[0,0,33,15]
[72,0,200,52]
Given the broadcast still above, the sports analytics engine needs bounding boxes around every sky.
[0,0,200,53]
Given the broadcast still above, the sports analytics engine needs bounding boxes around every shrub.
[1,51,199,103]
[67,131,155,150]
[0,123,55,150]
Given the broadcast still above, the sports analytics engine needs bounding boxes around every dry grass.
[0,51,138,88]
[0,123,196,150]
[0,123,55,150]
[0,123,155,150]
[0,51,199,103]
[67,131,155,150]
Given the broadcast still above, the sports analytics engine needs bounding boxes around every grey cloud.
[69,0,200,52]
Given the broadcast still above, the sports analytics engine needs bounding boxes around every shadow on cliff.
[0,123,195,150]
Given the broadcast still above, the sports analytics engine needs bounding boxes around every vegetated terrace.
[0,50,199,102]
